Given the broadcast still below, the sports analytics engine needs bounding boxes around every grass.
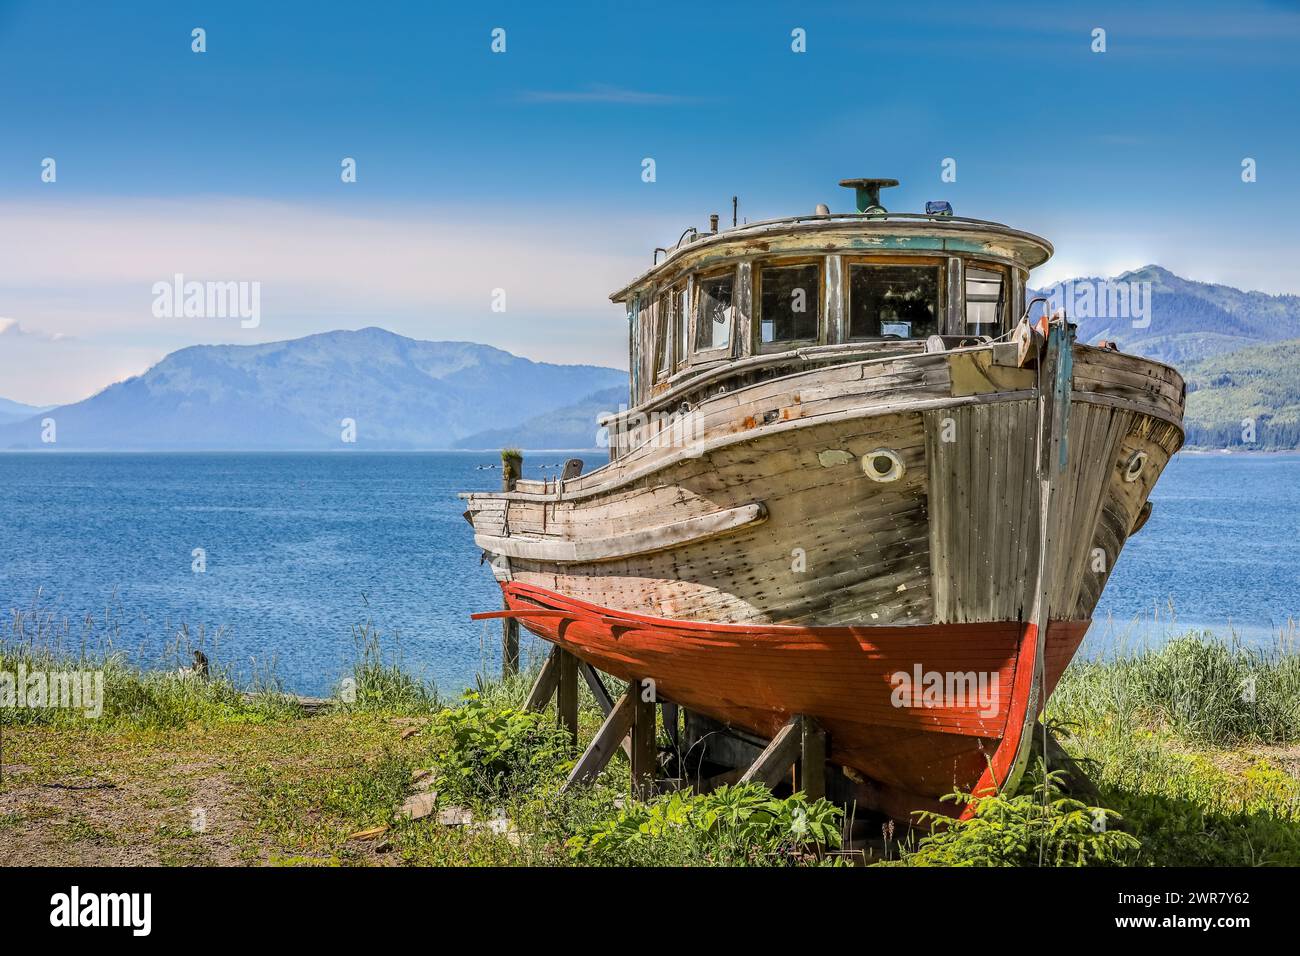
[1043,630,1300,866]
[337,621,440,715]
[2,596,305,729]
[4,607,1300,866]
[1049,630,1300,745]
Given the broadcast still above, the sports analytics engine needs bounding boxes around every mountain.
[1032,266,1300,367]
[0,328,627,450]
[1028,267,1300,448]
[454,385,627,450]
[0,397,52,425]
[4,268,1298,451]
[1181,338,1300,450]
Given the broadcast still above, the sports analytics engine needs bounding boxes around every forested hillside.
[1182,338,1300,449]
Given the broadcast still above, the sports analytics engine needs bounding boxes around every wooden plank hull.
[499,581,1088,815]
[462,341,1184,818]
[466,344,1183,630]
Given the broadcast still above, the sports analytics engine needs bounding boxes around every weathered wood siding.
[463,342,1185,629]
[507,410,932,625]
[925,400,1039,624]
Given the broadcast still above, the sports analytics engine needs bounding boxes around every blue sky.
[1,0,1297,404]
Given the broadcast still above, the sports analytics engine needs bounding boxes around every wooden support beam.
[523,645,561,712]
[563,684,637,791]
[557,649,579,745]
[501,617,520,678]
[739,715,804,789]
[579,662,615,717]
[683,710,824,798]
[579,662,634,760]
[662,701,679,749]
[630,680,658,800]
[500,448,522,678]
[800,716,826,800]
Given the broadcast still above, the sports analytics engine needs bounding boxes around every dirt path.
[0,716,413,866]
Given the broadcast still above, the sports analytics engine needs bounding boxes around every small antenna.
[731,196,738,227]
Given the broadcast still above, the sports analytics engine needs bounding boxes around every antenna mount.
[839,177,899,214]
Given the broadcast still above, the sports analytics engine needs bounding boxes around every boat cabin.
[610,178,1053,414]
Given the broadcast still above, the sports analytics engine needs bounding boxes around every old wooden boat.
[461,178,1184,819]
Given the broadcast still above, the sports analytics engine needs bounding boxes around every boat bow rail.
[473,501,768,564]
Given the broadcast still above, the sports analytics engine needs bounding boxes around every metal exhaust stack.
[839,177,900,214]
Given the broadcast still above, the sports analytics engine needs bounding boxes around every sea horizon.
[5,449,1297,697]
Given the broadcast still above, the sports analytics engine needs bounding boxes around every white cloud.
[0,317,71,341]
[1028,219,1300,296]
[0,197,644,311]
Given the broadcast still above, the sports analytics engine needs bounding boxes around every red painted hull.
[498,581,1088,819]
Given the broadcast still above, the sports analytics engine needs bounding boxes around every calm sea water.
[1,452,1296,696]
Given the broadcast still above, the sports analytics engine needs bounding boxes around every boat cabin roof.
[611,181,1055,410]
[610,211,1052,304]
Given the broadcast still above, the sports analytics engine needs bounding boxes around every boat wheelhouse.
[616,179,1044,422]
[461,178,1184,820]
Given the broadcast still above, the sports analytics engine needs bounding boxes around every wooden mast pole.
[1013,314,1073,791]
[500,448,522,677]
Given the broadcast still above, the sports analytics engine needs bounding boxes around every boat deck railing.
[723,210,1017,232]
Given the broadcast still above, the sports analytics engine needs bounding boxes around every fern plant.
[567,783,842,865]
[895,762,1140,866]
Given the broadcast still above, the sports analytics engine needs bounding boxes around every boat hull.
[462,342,1184,817]
[500,581,1088,816]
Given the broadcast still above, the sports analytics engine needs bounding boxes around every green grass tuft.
[337,621,440,715]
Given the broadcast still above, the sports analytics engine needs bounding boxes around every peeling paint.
[817,449,855,467]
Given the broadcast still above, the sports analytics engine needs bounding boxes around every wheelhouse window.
[675,284,689,367]
[653,292,671,381]
[694,272,733,353]
[965,267,1005,337]
[632,296,647,398]
[848,263,941,339]
[759,263,819,346]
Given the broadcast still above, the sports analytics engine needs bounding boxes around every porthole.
[1122,450,1148,483]
[862,448,905,483]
